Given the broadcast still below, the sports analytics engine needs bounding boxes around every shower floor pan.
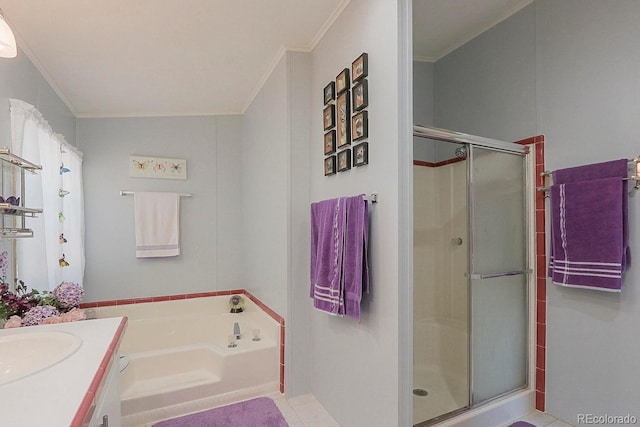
[413,364,467,425]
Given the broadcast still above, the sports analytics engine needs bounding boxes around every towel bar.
[119,190,192,197]
[537,157,640,193]
[537,176,640,193]
[467,269,532,280]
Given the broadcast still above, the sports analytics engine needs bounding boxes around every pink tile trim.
[81,289,287,393]
[414,157,466,168]
[518,137,547,410]
[536,390,546,412]
[514,135,544,145]
[535,368,546,392]
[71,317,128,427]
[536,345,546,370]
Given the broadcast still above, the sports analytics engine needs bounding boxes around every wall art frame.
[353,142,369,167]
[324,155,336,176]
[129,155,187,180]
[352,52,368,82]
[324,130,336,155]
[336,68,350,94]
[351,110,368,142]
[324,81,335,105]
[353,79,368,112]
[337,149,351,172]
[323,104,335,130]
[336,91,351,148]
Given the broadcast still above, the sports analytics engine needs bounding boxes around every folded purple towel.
[549,158,630,273]
[342,195,369,319]
[310,197,345,315]
[549,177,624,291]
[310,194,369,319]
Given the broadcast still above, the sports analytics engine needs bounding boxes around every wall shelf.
[0,147,42,172]
[0,147,42,239]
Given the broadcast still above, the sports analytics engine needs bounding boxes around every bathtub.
[91,294,281,426]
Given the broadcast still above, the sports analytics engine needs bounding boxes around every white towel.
[134,192,180,258]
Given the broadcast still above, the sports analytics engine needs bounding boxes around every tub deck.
[93,295,280,426]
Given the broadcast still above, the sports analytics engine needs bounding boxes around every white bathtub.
[92,294,280,426]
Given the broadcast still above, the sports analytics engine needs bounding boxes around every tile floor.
[502,410,575,427]
[270,393,340,427]
[270,392,577,427]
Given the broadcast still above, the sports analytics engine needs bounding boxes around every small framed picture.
[352,53,368,82]
[353,142,369,167]
[324,156,336,176]
[337,149,351,172]
[324,130,336,155]
[323,104,335,130]
[336,91,351,148]
[352,79,368,112]
[336,68,350,94]
[352,111,368,142]
[323,81,335,105]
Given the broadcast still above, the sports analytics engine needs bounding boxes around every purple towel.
[549,177,625,292]
[310,194,369,319]
[341,195,369,319]
[310,197,346,315]
[549,159,630,273]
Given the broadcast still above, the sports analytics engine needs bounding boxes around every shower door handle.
[467,269,532,280]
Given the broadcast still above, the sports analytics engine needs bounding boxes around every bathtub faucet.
[233,322,241,339]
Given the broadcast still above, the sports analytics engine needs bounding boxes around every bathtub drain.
[413,388,428,397]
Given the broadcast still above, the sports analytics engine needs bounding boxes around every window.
[10,99,84,291]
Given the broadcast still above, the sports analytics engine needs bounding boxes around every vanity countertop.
[0,316,127,427]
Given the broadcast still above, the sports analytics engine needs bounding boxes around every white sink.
[0,331,82,385]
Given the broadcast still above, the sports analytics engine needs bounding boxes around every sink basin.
[0,331,82,385]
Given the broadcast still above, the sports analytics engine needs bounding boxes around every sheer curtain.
[9,99,84,291]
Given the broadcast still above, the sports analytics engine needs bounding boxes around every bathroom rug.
[508,422,537,427]
[151,396,288,427]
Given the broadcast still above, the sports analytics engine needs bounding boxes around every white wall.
[0,48,76,146]
[77,115,244,301]
[285,51,313,396]
[242,55,289,317]
[241,49,313,395]
[420,0,640,423]
[308,0,401,425]
[536,0,640,422]
[413,60,436,162]
[434,3,536,143]
[0,49,77,286]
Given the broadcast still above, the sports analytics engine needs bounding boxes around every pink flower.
[61,308,86,322]
[4,315,22,328]
[41,316,63,325]
[53,282,84,308]
[22,305,60,326]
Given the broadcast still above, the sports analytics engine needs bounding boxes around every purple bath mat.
[152,397,289,427]
[509,422,537,427]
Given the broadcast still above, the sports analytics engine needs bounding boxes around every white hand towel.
[134,192,180,258]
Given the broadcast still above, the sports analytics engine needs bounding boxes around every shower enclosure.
[412,125,530,426]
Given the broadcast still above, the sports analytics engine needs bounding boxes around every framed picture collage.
[323,52,369,176]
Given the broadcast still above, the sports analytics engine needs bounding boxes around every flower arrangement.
[1,281,86,328]
[22,305,60,326]
[0,250,86,328]
[0,280,39,320]
[53,282,85,308]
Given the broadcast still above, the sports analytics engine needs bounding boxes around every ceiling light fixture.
[0,9,17,58]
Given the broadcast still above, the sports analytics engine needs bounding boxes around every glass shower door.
[468,146,528,405]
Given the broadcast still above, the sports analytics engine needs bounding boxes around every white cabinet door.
[90,359,121,427]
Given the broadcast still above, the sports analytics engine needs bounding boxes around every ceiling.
[1,0,531,118]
